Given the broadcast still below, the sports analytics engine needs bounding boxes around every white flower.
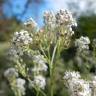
[75,36,90,51]
[64,26,74,36]
[32,55,47,72]
[24,18,37,28]
[32,75,46,89]
[90,76,96,96]
[9,47,20,59]
[11,30,32,56]
[55,9,77,26]
[71,79,91,96]
[16,78,26,95]
[64,71,81,81]
[32,63,47,72]
[79,36,90,45]
[13,30,32,46]
[4,68,18,80]
[64,71,91,96]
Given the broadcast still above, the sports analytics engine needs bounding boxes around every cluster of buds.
[43,11,56,29]
[43,9,77,28]
[55,9,77,27]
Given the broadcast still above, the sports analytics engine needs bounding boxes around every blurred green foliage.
[76,15,96,39]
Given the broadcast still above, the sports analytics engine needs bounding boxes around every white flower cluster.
[16,78,26,95]
[24,18,37,30]
[43,9,77,28]
[32,54,48,72]
[31,54,47,89]
[90,76,96,96]
[10,30,32,56]
[4,68,18,80]
[43,9,77,49]
[31,75,46,90]
[13,30,32,46]
[55,9,77,26]
[64,71,91,96]
[64,71,81,81]
[4,68,26,96]
[75,36,90,52]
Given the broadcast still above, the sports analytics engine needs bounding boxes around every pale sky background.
[2,0,96,26]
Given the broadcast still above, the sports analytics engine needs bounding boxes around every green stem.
[50,42,58,96]
[40,45,50,64]
[50,43,58,67]
[36,89,39,96]
[40,90,47,96]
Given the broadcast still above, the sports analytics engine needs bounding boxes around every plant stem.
[36,89,39,96]
[50,42,58,96]
[50,43,58,67]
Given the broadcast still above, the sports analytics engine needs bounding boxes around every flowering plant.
[4,9,96,96]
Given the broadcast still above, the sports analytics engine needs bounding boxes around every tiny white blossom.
[32,63,47,72]
[64,26,74,36]
[32,55,47,72]
[64,71,81,81]
[24,18,37,28]
[90,76,96,96]
[75,36,90,51]
[11,30,33,56]
[13,30,32,46]
[32,75,46,89]
[9,47,20,59]
[16,78,26,95]
[4,68,18,80]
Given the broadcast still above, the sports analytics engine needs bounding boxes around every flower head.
[31,75,46,89]
[31,54,47,72]
[75,36,90,51]
[55,9,77,26]
[64,71,81,81]
[4,68,18,80]
[16,78,26,95]
[64,71,91,96]
[24,18,37,29]
[13,30,32,46]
